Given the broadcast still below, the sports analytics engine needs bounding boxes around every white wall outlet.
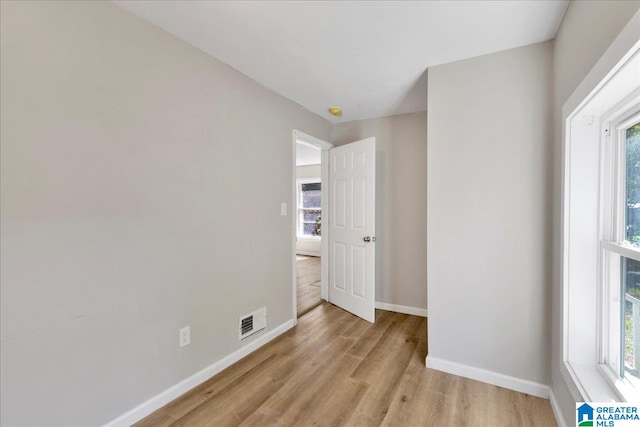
[280,202,287,216]
[179,326,191,348]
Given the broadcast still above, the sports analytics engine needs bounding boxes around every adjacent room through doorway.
[296,255,321,316]
[295,140,323,316]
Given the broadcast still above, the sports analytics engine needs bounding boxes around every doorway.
[292,130,377,323]
[292,131,332,320]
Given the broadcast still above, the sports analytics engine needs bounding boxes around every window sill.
[563,361,640,402]
[597,365,640,402]
[297,236,321,241]
[564,361,619,402]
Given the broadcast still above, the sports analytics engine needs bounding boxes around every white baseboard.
[425,356,549,399]
[104,319,296,427]
[549,388,568,427]
[375,302,427,317]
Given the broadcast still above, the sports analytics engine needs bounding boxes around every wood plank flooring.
[296,255,321,317]
[135,304,557,427]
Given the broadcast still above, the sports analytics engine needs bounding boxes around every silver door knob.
[363,236,376,242]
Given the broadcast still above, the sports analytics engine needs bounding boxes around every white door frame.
[292,130,333,324]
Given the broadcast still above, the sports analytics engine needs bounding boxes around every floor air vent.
[239,307,266,340]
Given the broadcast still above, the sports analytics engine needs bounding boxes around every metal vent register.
[239,307,266,340]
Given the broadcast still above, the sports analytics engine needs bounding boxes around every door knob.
[363,236,376,242]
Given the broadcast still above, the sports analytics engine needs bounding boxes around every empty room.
[2,1,640,426]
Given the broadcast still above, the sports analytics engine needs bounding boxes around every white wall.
[296,164,321,179]
[551,2,640,425]
[332,112,428,311]
[426,42,553,389]
[295,164,321,256]
[0,2,330,425]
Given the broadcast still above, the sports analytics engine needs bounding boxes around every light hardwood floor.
[135,304,557,427]
[296,255,321,317]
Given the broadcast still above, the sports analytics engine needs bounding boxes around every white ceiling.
[296,141,321,166]
[114,1,569,123]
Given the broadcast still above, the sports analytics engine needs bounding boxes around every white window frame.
[599,105,640,401]
[561,36,640,404]
[296,177,322,240]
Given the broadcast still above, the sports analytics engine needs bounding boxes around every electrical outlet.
[179,326,191,348]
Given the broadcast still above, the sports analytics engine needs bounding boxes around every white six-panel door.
[329,137,376,323]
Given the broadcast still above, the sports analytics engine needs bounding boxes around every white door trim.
[292,130,333,323]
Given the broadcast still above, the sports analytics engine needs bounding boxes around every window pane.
[301,182,321,192]
[297,181,321,236]
[301,182,321,208]
[622,256,640,383]
[626,122,640,245]
[303,223,320,236]
[302,210,321,222]
[302,192,321,208]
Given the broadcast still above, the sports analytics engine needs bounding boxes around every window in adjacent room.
[297,179,321,238]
